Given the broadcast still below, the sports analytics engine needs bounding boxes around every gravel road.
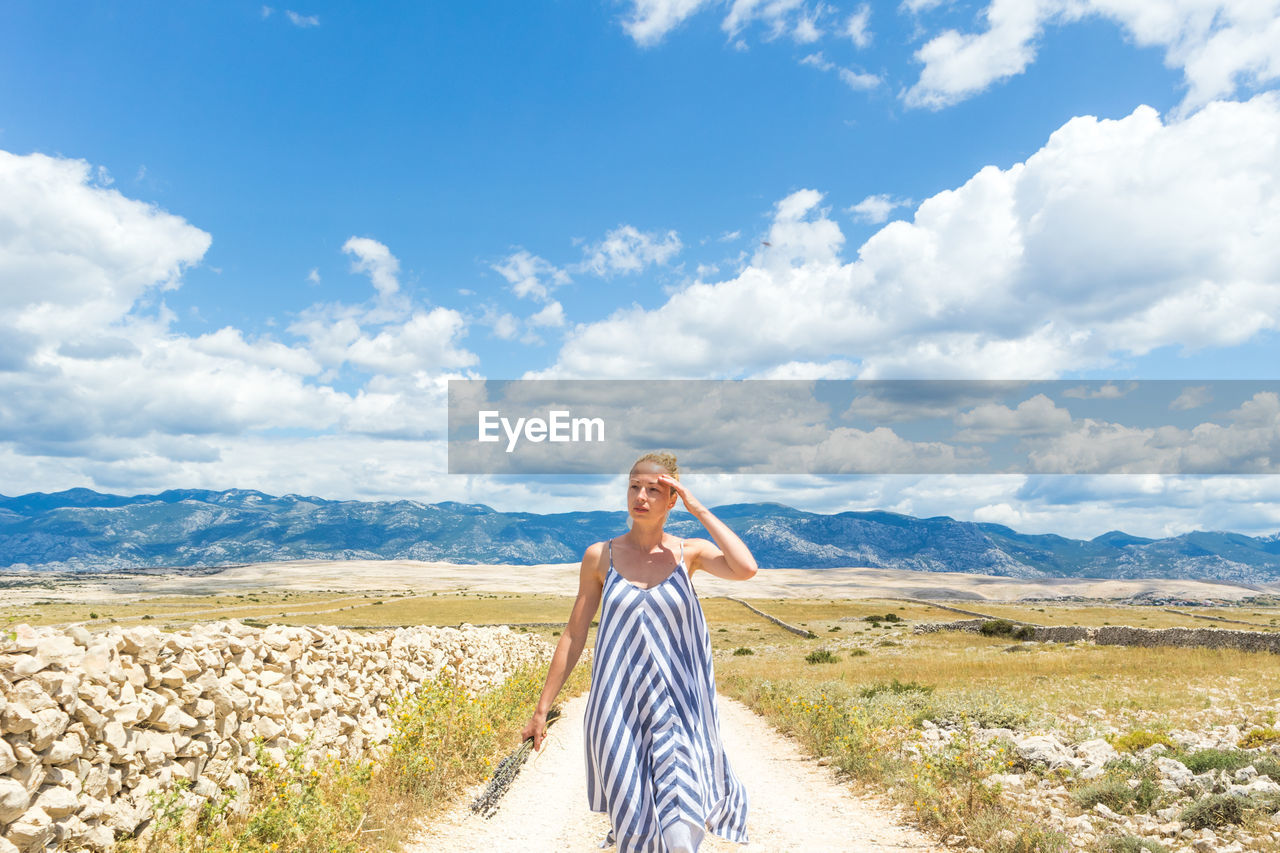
[406,690,943,852]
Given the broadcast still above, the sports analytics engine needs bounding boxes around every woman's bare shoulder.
[581,540,611,585]
[582,540,609,561]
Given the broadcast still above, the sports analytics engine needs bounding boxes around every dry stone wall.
[0,620,554,852]
[914,618,1280,653]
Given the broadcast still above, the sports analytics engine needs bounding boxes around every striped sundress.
[584,539,750,852]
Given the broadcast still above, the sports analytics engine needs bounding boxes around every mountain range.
[2,488,1279,583]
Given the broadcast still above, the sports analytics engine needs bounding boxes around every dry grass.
[119,661,592,853]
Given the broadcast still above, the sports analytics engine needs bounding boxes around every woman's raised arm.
[659,474,757,582]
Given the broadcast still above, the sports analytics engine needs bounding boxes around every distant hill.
[1,488,1279,583]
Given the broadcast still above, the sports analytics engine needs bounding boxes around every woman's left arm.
[659,475,757,581]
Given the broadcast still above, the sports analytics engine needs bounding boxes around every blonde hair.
[631,451,679,481]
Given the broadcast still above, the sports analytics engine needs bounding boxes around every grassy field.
[8,585,1280,851]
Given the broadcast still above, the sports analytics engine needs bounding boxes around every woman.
[520,452,757,852]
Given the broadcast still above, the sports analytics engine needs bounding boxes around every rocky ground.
[906,714,1280,852]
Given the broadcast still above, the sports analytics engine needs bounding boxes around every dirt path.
[406,690,942,853]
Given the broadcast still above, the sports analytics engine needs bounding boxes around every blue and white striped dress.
[584,539,750,852]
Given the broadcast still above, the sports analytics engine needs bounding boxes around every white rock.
[33,784,78,818]
[1093,802,1122,821]
[1016,734,1079,770]
[1155,756,1194,787]
[1076,738,1120,766]
[1234,765,1258,783]
[2,805,53,850]
[0,778,31,824]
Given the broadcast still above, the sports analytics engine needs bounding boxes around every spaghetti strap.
[608,539,613,568]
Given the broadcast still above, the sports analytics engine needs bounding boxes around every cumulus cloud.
[491,249,569,302]
[0,150,211,343]
[849,193,910,224]
[844,4,872,48]
[953,394,1074,442]
[533,94,1280,380]
[575,225,683,277]
[342,236,400,299]
[0,148,477,492]
[838,67,880,90]
[622,0,716,46]
[623,0,842,50]
[1023,392,1280,474]
[1170,385,1212,411]
[904,0,1280,113]
[528,301,567,328]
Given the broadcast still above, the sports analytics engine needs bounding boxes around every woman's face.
[627,463,675,520]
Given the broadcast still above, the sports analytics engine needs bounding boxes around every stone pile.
[0,619,553,852]
[909,719,1280,851]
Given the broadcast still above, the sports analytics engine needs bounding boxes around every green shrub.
[859,679,934,699]
[1072,777,1133,812]
[848,648,869,657]
[979,620,1033,639]
[1252,754,1280,780]
[1240,727,1280,749]
[1179,748,1255,774]
[805,649,839,664]
[1180,793,1247,828]
[1071,767,1161,815]
[1110,730,1175,754]
[733,647,755,656]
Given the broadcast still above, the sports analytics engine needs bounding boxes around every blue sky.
[2,0,1280,540]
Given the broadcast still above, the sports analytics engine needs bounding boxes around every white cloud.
[1023,392,1280,474]
[533,94,1280,380]
[491,312,520,340]
[723,0,805,39]
[803,53,880,90]
[342,236,400,299]
[1062,382,1135,399]
[904,0,1280,113]
[849,193,909,223]
[528,301,567,328]
[953,394,1075,442]
[285,10,320,27]
[0,148,477,488]
[800,51,835,71]
[792,8,823,43]
[1170,384,1212,411]
[838,67,880,90]
[0,150,211,343]
[622,0,716,46]
[491,249,569,302]
[307,268,320,284]
[576,225,683,277]
[844,4,872,48]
